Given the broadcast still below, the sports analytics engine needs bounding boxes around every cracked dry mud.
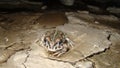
[0,12,120,68]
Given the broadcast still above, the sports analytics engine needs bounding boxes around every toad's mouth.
[45,42,64,52]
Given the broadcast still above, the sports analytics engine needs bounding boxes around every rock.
[0,50,15,63]
[87,5,106,14]
[77,11,89,14]
[89,32,120,68]
[60,0,75,6]
[107,7,120,17]
[6,49,75,68]
[75,60,94,68]
[107,7,120,14]
[91,14,120,29]
[92,15,119,22]
[25,55,74,68]
[66,13,89,25]
[66,12,95,24]
[7,51,29,68]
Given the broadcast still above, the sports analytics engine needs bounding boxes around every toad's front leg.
[52,44,70,57]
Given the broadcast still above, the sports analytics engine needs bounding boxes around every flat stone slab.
[3,23,111,68]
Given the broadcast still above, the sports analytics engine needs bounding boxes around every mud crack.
[22,49,31,68]
[106,31,112,41]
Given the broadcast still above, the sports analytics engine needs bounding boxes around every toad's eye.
[55,39,63,46]
[44,37,51,47]
[59,39,63,45]
[44,38,47,42]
